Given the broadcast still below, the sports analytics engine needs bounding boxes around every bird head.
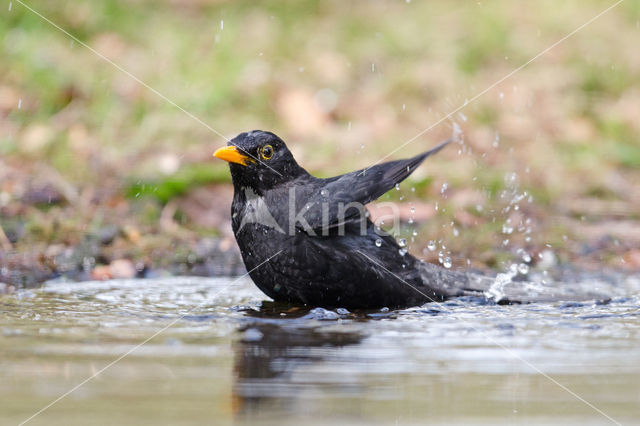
[214,130,305,194]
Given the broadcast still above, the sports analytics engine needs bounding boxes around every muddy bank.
[0,233,245,292]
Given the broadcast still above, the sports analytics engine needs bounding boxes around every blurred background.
[1,0,639,287]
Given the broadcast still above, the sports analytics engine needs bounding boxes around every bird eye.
[260,144,274,160]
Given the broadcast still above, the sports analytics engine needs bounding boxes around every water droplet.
[502,224,514,234]
[375,239,382,247]
[518,263,529,274]
[408,218,414,224]
[8,2,12,11]
[492,132,500,148]
[372,63,375,72]
[17,98,22,109]
[399,248,407,256]
[320,189,328,197]
[395,183,400,190]
[220,20,224,30]
[522,253,531,263]
[443,257,452,268]
[452,228,459,237]
[398,238,407,247]
[410,206,415,213]
[427,240,436,251]
[412,230,418,236]
[441,182,448,194]
[410,187,415,192]
[402,103,406,110]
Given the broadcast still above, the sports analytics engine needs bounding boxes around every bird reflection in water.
[231,302,366,420]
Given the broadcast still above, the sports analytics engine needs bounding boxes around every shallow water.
[1,276,639,425]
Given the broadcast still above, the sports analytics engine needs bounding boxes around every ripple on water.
[1,275,640,424]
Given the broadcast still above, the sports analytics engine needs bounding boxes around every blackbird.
[214,130,609,309]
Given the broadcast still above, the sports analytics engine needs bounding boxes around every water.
[1,276,639,425]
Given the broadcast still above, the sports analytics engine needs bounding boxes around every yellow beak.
[213,146,251,166]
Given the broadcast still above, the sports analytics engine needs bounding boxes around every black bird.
[214,130,608,309]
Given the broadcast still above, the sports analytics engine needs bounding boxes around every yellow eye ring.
[260,144,274,160]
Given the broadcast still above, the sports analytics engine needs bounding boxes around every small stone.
[91,265,112,280]
[109,259,136,279]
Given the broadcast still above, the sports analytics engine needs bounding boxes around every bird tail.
[419,261,618,304]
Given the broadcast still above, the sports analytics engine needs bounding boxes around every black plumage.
[214,130,608,309]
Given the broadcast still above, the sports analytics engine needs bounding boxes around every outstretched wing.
[296,138,452,233]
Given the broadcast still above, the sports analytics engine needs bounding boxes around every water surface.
[1,276,639,425]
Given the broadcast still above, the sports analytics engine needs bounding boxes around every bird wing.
[296,138,452,233]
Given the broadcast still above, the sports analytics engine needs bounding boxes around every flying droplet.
[427,240,436,251]
[395,183,400,190]
[398,238,407,247]
[220,20,224,30]
[518,263,529,274]
[375,239,382,247]
[443,257,452,268]
[399,248,407,256]
[320,189,328,197]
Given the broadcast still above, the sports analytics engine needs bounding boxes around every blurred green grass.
[1,0,639,269]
